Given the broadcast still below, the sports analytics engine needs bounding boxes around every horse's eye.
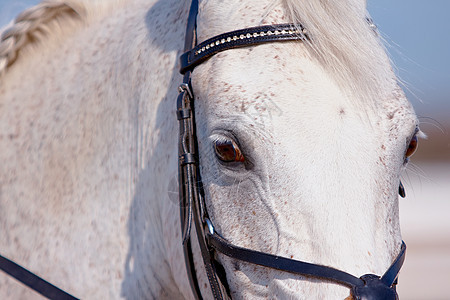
[214,138,245,163]
[405,134,418,159]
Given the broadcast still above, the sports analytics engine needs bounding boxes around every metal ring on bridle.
[205,218,215,235]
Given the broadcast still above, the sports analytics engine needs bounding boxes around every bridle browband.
[177,0,406,299]
[179,23,306,74]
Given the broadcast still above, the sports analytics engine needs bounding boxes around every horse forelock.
[281,0,397,109]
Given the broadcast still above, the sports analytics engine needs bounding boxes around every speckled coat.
[0,0,419,299]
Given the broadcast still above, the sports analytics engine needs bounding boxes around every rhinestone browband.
[179,23,307,74]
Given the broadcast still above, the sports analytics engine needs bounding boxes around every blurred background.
[1,0,449,299]
[367,1,450,299]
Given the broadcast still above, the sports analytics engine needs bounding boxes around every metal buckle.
[178,83,193,99]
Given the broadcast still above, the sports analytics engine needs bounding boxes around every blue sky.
[1,0,448,119]
[368,0,450,119]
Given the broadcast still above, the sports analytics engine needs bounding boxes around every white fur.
[0,0,418,299]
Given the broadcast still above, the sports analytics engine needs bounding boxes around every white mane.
[281,0,395,108]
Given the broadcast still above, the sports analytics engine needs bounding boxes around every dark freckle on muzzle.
[232,261,241,271]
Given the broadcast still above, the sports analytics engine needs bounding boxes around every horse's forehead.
[195,44,312,108]
[194,44,415,136]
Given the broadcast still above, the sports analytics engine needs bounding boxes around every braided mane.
[0,0,85,77]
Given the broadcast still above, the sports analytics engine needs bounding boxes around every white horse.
[0,0,420,298]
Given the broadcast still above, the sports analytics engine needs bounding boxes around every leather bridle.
[0,1,406,299]
[176,0,406,299]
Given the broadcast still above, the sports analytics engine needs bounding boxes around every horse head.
[181,0,419,298]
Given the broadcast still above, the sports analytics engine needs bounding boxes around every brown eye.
[214,138,245,163]
[405,135,418,159]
